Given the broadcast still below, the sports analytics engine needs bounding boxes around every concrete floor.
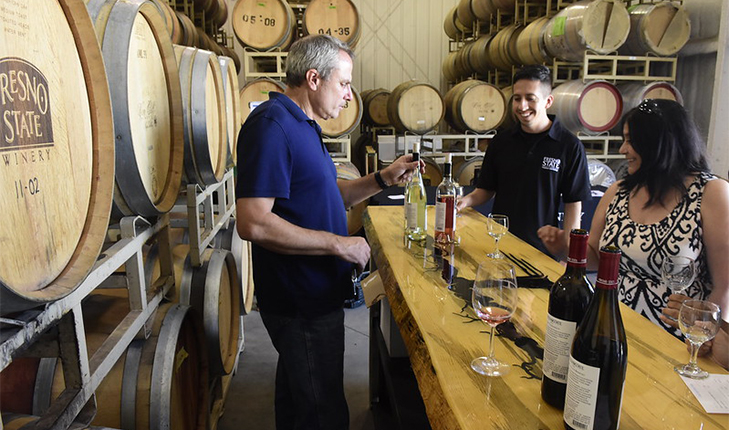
[217,305,376,430]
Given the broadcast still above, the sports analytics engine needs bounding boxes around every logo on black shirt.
[542,157,560,172]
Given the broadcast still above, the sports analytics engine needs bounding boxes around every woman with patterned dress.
[539,100,729,347]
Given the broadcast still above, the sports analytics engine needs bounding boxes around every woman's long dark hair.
[621,99,710,207]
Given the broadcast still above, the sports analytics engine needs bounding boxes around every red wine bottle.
[541,229,594,409]
[564,246,628,430]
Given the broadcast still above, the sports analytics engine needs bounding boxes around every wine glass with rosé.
[471,259,518,376]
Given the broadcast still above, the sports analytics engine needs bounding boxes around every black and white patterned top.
[599,172,716,337]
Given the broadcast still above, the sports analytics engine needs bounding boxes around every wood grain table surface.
[364,205,729,430]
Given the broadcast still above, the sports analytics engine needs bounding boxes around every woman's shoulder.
[703,175,729,205]
[604,180,623,199]
[596,181,623,211]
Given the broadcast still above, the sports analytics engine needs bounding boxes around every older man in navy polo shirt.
[235,35,419,430]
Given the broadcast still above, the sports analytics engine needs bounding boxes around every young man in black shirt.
[457,65,591,257]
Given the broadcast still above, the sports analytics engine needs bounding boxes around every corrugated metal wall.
[351,0,454,93]
[227,0,456,93]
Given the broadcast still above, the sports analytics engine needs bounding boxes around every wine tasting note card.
[681,374,729,414]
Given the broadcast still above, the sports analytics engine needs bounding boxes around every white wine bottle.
[435,154,457,244]
[564,246,627,430]
[404,142,427,241]
[541,229,594,409]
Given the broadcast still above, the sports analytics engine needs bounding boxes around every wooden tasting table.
[363,205,729,430]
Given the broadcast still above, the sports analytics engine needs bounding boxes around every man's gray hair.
[285,35,355,88]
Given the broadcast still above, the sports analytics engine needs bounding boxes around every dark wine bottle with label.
[564,246,628,430]
[541,229,594,409]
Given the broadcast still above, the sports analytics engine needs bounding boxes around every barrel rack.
[0,170,238,430]
[377,132,492,160]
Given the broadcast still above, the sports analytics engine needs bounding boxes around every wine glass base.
[471,356,510,377]
[674,364,709,380]
[486,252,504,259]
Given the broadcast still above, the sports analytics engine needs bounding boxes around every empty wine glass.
[455,185,464,218]
[487,214,509,259]
[662,255,696,294]
[674,299,721,380]
[471,259,518,376]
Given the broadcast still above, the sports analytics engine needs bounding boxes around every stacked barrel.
[234,0,363,139]
[0,0,249,428]
[442,0,691,159]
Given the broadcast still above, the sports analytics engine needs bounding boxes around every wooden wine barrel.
[620,2,691,56]
[0,0,114,314]
[422,157,443,187]
[192,0,214,14]
[143,239,242,378]
[444,80,507,133]
[491,0,517,12]
[209,0,229,28]
[176,247,241,377]
[499,85,518,130]
[469,34,495,74]
[213,220,255,315]
[222,45,242,72]
[196,27,212,50]
[488,24,524,71]
[614,82,683,134]
[303,0,361,48]
[175,46,228,186]
[515,16,552,66]
[351,134,372,175]
[457,0,477,31]
[319,86,363,138]
[88,0,185,218]
[92,299,209,430]
[472,0,496,22]
[2,414,115,429]
[544,0,631,62]
[387,81,445,134]
[149,0,177,41]
[549,80,623,135]
[361,89,391,127]
[618,82,684,114]
[219,56,242,166]
[176,11,199,47]
[0,357,42,415]
[456,42,476,77]
[3,296,209,430]
[240,78,287,125]
[334,163,368,235]
[444,6,460,39]
[453,156,484,186]
[442,51,461,83]
[232,0,296,51]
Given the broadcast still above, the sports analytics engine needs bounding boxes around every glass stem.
[487,326,496,359]
[688,341,701,369]
[494,238,500,255]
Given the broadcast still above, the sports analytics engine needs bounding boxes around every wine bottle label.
[543,314,577,383]
[406,203,418,229]
[435,201,446,231]
[564,356,600,430]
